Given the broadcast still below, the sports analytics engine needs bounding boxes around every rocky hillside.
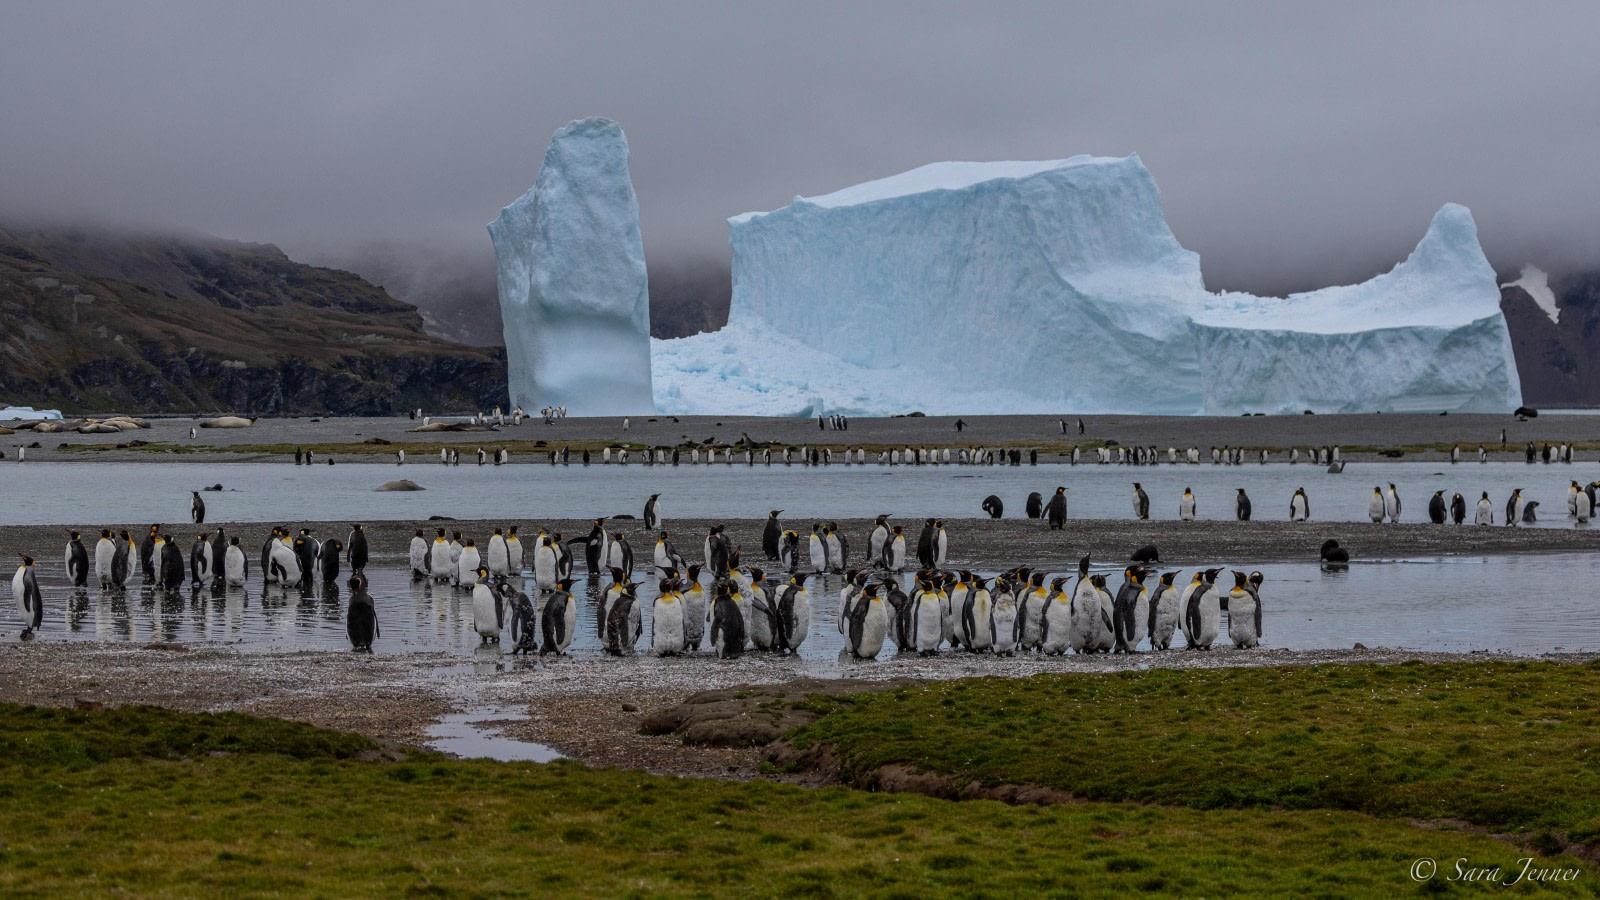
[1501,271,1600,408]
[0,225,506,415]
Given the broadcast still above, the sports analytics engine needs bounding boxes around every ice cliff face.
[490,118,653,415]
[652,155,1521,416]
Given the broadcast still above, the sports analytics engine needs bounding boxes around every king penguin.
[1290,487,1310,522]
[762,510,784,560]
[1045,487,1068,529]
[190,490,205,525]
[346,572,379,652]
[12,555,44,637]
[94,529,116,588]
[1235,489,1252,522]
[644,493,662,530]
[1179,487,1196,521]
[64,530,89,588]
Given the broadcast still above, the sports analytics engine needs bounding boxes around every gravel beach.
[9,411,1598,464]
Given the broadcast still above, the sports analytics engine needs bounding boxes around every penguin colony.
[10,512,1267,658]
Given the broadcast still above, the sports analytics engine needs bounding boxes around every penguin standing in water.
[208,528,227,587]
[1369,487,1385,523]
[64,530,89,588]
[681,565,708,650]
[982,495,1004,519]
[908,575,945,656]
[1476,492,1494,525]
[1132,483,1150,520]
[1428,490,1447,524]
[1289,488,1310,522]
[604,582,642,655]
[1066,556,1100,653]
[114,530,135,589]
[1577,487,1593,524]
[844,584,888,659]
[1227,571,1262,649]
[268,535,300,587]
[319,539,344,583]
[1235,489,1252,522]
[1450,492,1467,525]
[577,518,609,577]
[190,491,205,524]
[506,526,523,573]
[346,573,379,652]
[157,535,184,590]
[710,583,746,659]
[456,540,482,589]
[471,567,502,644]
[189,532,211,584]
[429,529,452,582]
[409,530,430,579]
[540,579,578,655]
[224,537,248,587]
[651,578,685,656]
[12,556,44,637]
[1506,489,1524,527]
[774,573,812,655]
[1184,569,1223,650]
[643,493,662,530]
[1146,571,1182,650]
[762,510,784,560]
[1179,488,1196,521]
[1113,567,1150,653]
[94,529,116,588]
[500,582,537,654]
[1044,487,1068,529]
[484,528,509,579]
[140,525,160,581]
[1319,539,1350,565]
[1025,492,1043,519]
[1385,483,1402,523]
[1522,501,1541,524]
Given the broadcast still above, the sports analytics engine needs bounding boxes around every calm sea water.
[0,460,1595,526]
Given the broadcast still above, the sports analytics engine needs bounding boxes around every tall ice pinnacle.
[489,117,654,415]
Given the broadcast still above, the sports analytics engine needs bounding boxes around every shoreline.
[7,411,1596,465]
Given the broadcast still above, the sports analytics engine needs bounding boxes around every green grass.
[1,702,1589,895]
[787,661,1600,844]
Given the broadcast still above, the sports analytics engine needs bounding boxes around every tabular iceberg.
[490,117,654,416]
[651,154,1521,416]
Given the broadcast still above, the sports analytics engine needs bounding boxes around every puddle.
[424,707,563,762]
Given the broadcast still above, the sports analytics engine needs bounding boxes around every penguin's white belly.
[1018,596,1044,648]
[507,542,523,572]
[1228,596,1259,648]
[808,539,826,572]
[472,586,499,637]
[747,597,773,648]
[1369,498,1385,521]
[1092,593,1115,650]
[913,599,944,652]
[533,550,557,589]
[652,599,685,655]
[409,540,428,575]
[653,546,671,570]
[783,594,811,649]
[1195,595,1221,647]
[11,569,25,617]
[430,545,452,579]
[1151,593,1179,649]
[1067,589,1098,651]
[1180,499,1195,520]
[457,550,481,588]
[1041,603,1073,653]
[95,542,115,584]
[991,604,1017,653]
[852,602,889,658]
[270,545,300,583]
[1475,502,1492,525]
[682,591,707,647]
[1132,594,1150,645]
[487,543,509,576]
[225,548,247,586]
[607,544,627,570]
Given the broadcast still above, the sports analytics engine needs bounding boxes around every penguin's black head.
[352,524,363,532]
[748,567,764,581]
[509,525,518,535]
[68,530,79,539]
[1233,571,1248,586]
[464,539,475,547]
[20,555,34,566]
[1160,571,1178,585]
[1055,486,1065,494]
[1250,571,1264,587]
[229,537,239,546]
[493,527,502,535]
[100,529,110,538]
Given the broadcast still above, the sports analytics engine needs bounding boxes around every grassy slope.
[1,703,1587,896]
[787,661,1600,843]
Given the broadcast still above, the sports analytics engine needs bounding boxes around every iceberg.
[651,154,1521,415]
[490,117,654,416]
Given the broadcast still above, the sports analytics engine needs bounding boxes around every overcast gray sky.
[2,0,1596,292]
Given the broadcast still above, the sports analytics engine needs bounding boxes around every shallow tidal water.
[12,552,1595,664]
[1,459,1598,527]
